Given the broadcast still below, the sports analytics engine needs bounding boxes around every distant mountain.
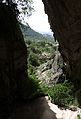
[20,23,46,40]
[43,34,54,41]
[20,23,54,41]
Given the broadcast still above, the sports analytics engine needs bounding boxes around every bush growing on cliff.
[47,81,74,107]
[29,52,40,67]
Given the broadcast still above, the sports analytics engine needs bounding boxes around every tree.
[0,0,34,22]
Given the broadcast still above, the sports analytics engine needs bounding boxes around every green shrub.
[28,64,35,75]
[39,82,49,95]
[26,40,32,45]
[29,52,40,67]
[48,81,74,107]
[26,73,41,99]
[77,114,81,119]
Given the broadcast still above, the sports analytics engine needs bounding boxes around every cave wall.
[0,4,27,117]
[42,0,81,89]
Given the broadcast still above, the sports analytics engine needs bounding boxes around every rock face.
[36,51,63,87]
[42,0,81,89]
[0,4,27,117]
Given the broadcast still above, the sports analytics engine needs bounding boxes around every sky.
[25,0,53,35]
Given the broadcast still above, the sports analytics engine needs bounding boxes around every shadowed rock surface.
[9,97,57,119]
[9,97,81,119]
[42,0,81,89]
[0,4,27,118]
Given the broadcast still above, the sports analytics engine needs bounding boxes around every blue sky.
[25,0,53,35]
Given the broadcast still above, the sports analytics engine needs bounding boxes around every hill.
[20,23,54,41]
[43,34,54,40]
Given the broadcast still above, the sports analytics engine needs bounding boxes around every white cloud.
[25,0,53,34]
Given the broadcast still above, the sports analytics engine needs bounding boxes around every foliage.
[0,0,34,21]
[27,59,43,99]
[38,80,75,108]
[16,0,34,16]
[22,27,75,108]
[77,114,81,119]
[27,73,40,98]
[26,37,56,99]
[29,52,40,67]
[47,81,74,107]
[39,82,49,95]
[24,28,75,108]
[24,32,74,107]
[27,66,46,99]
[27,39,55,62]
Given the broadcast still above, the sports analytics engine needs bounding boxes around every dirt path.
[9,97,57,119]
[9,97,81,119]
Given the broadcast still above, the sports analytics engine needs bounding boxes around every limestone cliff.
[42,0,81,89]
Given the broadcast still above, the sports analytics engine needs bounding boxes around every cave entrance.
[0,1,80,118]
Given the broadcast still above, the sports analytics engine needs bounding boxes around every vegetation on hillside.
[20,23,75,107]
[20,23,54,41]
[24,34,75,107]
